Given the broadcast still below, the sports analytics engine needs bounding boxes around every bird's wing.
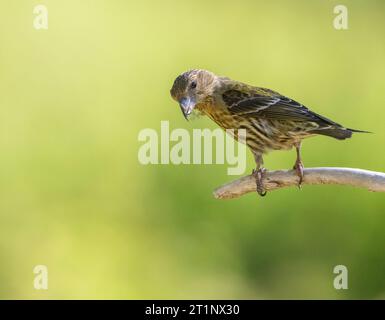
[222,87,342,128]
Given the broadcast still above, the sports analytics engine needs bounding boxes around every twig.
[213,167,385,199]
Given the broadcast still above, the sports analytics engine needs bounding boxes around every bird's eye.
[190,81,197,89]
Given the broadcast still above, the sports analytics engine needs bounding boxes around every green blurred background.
[0,0,384,299]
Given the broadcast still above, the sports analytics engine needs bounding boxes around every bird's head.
[170,69,217,120]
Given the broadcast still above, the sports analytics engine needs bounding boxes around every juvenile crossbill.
[170,69,367,196]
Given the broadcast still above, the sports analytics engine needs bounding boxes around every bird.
[170,69,368,196]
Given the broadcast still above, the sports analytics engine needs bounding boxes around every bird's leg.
[293,142,304,188]
[252,153,267,196]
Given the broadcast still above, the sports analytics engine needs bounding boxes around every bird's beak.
[179,97,195,120]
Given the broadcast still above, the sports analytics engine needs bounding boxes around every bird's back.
[199,79,363,154]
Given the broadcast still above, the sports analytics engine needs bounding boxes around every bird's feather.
[222,88,342,128]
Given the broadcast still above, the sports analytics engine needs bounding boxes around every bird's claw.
[252,168,267,196]
[293,160,304,189]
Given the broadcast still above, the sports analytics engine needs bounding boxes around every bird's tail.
[348,128,372,134]
[310,127,371,140]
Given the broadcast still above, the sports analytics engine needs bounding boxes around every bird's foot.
[252,167,267,197]
[293,160,304,189]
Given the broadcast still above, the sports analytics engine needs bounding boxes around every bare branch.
[213,167,385,199]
